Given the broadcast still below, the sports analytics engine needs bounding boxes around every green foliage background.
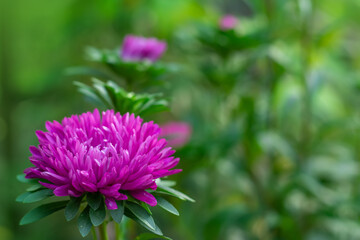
[1,0,360,239]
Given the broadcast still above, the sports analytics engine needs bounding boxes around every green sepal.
[16,174,42,185]
[110,200,124,223]
[26,184,44,192]
[20,200,68,225]
[78,206,93,237]
[85,47,170,82]
[16,174,33,183]
[89,199,106,226]
[87,192,102,210]
[65,196,83,221]
[156,185,195,202]
[155,196,179,216]
[124,208,163,236]
[125,201,156,231]
[155,180,176,188]
[16,192,31,202]
[22,189,54,203]
[76,79,169,117]
[141,202,152,215]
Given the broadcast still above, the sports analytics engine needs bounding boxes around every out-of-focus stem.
[98,222,109,240]
[91,227,97,240]
[115,221,124,240]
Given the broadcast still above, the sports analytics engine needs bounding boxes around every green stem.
[98,222,109,240]
[91,227,97,240]
[115,221,123,240]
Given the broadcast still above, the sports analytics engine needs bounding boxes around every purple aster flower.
[120,35,167,62]
[24,109,181,209]
[219,15,238,30]
[160,122,192,148]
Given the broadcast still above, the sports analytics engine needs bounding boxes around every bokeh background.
[1,0,360,239]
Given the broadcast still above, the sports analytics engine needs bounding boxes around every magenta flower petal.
[219,15,238,30]
[39,181,57,190]
[120,35,167,62]
[130,190,157,206]
[160,122,192,148]
[105,198,118,210]
[54,185,69,196]
[25,109,181,209]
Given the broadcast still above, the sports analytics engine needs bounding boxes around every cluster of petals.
[219,15,238,30]
[160,122,192,148]
[25,109,181,209]
[120,35,167,62]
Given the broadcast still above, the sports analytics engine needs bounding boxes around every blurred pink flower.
[219,15,238,30]
[120,35,167,62]
[160,122,192,148]
[25,109,181,209]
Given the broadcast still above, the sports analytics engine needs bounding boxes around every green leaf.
[135,233,172,240]
[110,200,124,223]
[26,184,44,192]
[126,202,156,231]
[141,202,152,215]
[92,79,114,108]
[22,189,54,203]
[156,185,195,202]
[20,201,68,225]
[78,206,93,237]
[16,174,33,183]
[155,196,179,216]
[76,79,169,117]
[89,200,106,226]
[65,196,83,221]
[124,208,163,236]
[74,81,103,105]
[87,192,102,210]
[16,192,31,202]
[156,180,176,187]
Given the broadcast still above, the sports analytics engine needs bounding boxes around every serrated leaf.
[87,192,102,210]
[126,202,156,231]
[65,196,83,221]
[156,186,195,202]
[23,189,53,203]
[135,233,172,240]
[78,206,93,237]
[20,201,68,225]
[124,208,163,236]
[89,200,106,226]
[155,196,179,216]
[110,200,124,223]
[16,192,31,202]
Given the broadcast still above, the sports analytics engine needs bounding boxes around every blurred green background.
[1,0,360,239]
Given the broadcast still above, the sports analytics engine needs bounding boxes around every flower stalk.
[98,222,109,240]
